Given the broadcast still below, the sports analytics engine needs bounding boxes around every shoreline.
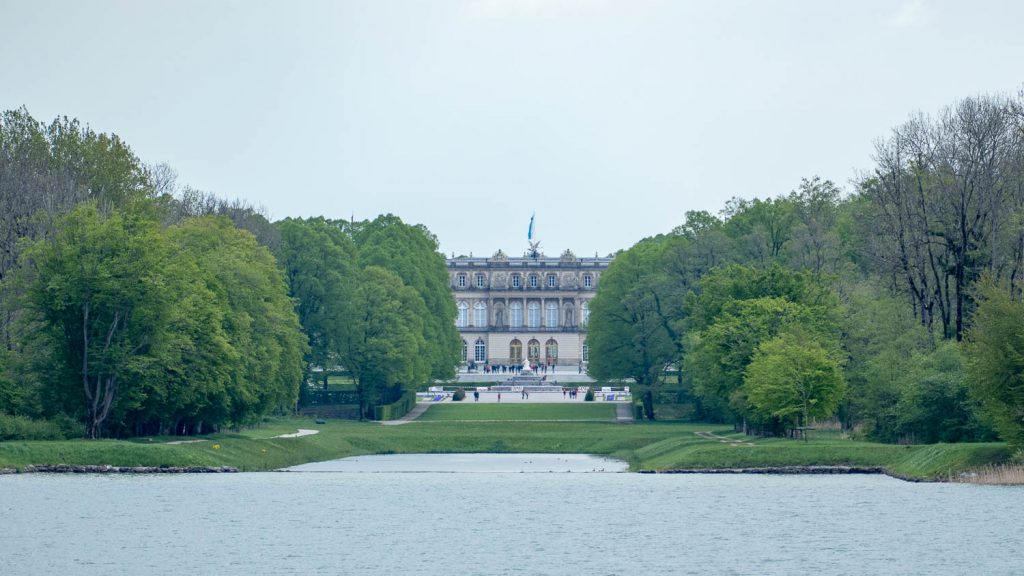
[8,464,238,474]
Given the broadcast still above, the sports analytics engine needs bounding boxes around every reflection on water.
[2,463,1023,575]
[284,453,629,473]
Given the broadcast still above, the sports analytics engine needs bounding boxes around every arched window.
[545,339,558,364]
[510,339,523,363]
[457,301,469,328]
[527,301,540,328]
[510,301,523,328]
[461,339,467,362]
[473,302,487,327]
[474,338,486,362]
[527,339,541,364]
[581,301,590,325]
[545,301,559,328]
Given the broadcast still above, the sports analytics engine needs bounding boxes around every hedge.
[372,390,418,421]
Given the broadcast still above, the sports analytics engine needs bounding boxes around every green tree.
[743,333,846,434]
[275,217,358,391]
[893,341,992,444]
[964,280,1024,450]
[587,239,677,419]
[167,217,306,430]
[353,215,459,381]
[341,266,428,419]
[20,204,175,437]
[683,265,841,424]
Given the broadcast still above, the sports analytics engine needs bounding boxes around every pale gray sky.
[3,0,1023,257]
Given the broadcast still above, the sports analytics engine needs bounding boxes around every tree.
[587,238,678,419]
[167,217,306,430]
[20,204,175,437]
[743,333,846,434]
[862,95,1021,340]
[353,215,460,382]
[788,176,842,273]
[340,266,428,419]
[722,196,795,265]
[684,265,842,424]
[964,279,1024,450]
[275,217,358,391]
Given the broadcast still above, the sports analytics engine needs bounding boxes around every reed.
[955,464,1024,485]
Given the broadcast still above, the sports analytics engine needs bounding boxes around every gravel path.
[274,429,321,438]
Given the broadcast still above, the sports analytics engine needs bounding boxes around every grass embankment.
[0,405,1013,480]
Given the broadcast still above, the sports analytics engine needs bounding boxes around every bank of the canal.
[0,412,1014,481]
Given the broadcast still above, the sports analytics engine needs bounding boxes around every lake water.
[2,454,1022,575]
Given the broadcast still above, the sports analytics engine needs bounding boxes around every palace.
[447,248,612,369]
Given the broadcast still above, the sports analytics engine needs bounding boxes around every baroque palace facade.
[448,248,612,369]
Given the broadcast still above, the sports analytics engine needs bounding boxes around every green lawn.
[0,415,1013,480]
[417,403,616,421]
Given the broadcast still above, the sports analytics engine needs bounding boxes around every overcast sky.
[3,0,1023,257]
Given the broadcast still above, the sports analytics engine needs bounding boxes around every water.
[2,454,1022,575]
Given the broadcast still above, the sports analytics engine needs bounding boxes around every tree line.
[588,90,1024,450]
[0,108,459,438]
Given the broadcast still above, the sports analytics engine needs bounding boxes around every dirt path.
[614,403,634,423]
[695,431,755,447]
[380,402,432,426]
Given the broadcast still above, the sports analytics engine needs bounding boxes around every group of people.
[479,362,555,374]
[562,388,581,399]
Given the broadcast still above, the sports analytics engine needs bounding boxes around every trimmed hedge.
[372,390,418,421]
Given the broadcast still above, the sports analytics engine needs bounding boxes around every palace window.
[473,302,487,327]
[510,302,523,328]
[529,274,539,288]
[545,339,558,364]
[475,273,486,288]
[474,338,486,362]
[510,339,523,363]
[457,301,469,328]
[582,343,589,362]
[547,274,557,288]
[546,301,559,327]
[583,274,593,288]
[457,274,467,288]
[461,339,467,362]
[512,274,521,288]
[527,302,540,328]
[527,339,541,364]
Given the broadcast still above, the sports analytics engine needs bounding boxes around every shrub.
[452,388,466,401]
[0,414,76,440]
[584,389,595,402]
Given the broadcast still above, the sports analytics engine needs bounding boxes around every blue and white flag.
[528,213,535,240]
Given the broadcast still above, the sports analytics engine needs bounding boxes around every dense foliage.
[0,109,457,436]
[588,91,1024,449]
[274,216,459,420]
